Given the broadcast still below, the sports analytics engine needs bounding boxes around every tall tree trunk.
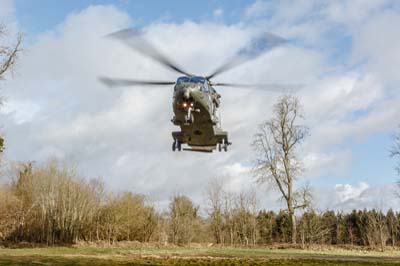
[289,207,296,244]
[288,182,296,244]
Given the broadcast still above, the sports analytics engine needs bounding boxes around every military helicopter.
[99,29,289,153]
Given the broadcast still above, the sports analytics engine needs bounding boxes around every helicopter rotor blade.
[212,82,303,92]
[206,32,287,80]
[107,28,192,77]
[99,76,175,87]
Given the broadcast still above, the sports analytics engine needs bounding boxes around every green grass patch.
[0,246,399,265]
[0,256,399,266]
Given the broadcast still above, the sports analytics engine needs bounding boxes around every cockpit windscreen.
[177,76,206,85]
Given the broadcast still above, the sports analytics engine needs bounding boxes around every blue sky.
[1,0,400,211]
[15,0,248,35]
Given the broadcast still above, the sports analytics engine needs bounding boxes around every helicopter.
[99,29,289,153]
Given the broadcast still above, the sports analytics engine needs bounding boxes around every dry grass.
[0,245,400,265]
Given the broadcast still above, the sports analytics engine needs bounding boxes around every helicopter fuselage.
[171,76,230,152]
[102,29,287,153]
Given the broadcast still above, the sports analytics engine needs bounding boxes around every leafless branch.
[0,24,22,79]
[391,128,400,176]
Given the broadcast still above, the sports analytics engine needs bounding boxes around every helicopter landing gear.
[218,139,230,152]
[172,139,182,152]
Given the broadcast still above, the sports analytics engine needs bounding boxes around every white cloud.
[326,0,391,26]
[245,0,270,19]
[303,74,384,123]
[313,182,399,212]
[213,8,223,18]
[351,10,400,86]
[221,163,252,192]
[335,182,370,202]
[0,0,15,20]
[303,150,353,178]
[1,99,41,124]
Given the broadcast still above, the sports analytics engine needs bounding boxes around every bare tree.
[232,191,258,246]
[298,210,331,248]
[253,94,310,244]
[169,194,199,245]
[0,23,22,153]
[391,127,400,174]
[366,210,389,252]
[248,190,258,246]
[222,191,235,245]
[386,209,398,247]
[0,24,22,79]
[391,127,400,198]
[206,178,224,244]
[0,185,22,240]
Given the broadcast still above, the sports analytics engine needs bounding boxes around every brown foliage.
[0,160,157,245]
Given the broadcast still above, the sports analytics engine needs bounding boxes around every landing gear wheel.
[221,139,228,152]
[218,143,222,152]
[172,140,176,152]
[177,141,182,151]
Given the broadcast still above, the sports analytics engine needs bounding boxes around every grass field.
[0,246,399,265]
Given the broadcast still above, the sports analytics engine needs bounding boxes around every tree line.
[0,160,399,250]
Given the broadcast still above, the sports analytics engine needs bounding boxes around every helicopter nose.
[183,89,191,99]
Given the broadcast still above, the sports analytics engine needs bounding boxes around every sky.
[0,0,400,212]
